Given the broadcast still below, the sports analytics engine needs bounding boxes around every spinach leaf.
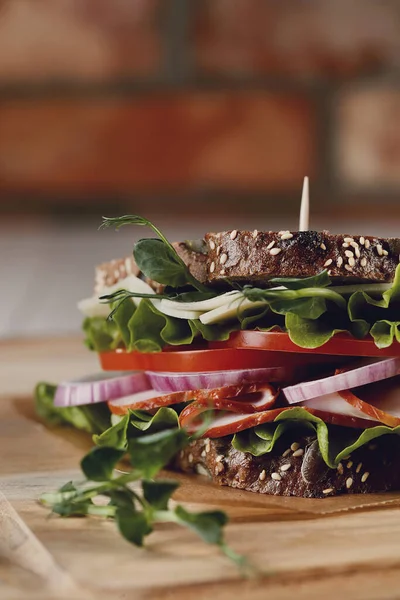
[128,428,188,479]
[101,215,209,292]
[142,480,179,511]
[116,506,152,546]
[174,505,227,545]
[81,446,125,481]
[134,238,191,288]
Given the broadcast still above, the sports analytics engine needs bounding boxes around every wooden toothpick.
[0,492,90,598]
[299,176,309,231]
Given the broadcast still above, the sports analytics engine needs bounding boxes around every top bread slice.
[94,230,400,292]
[205,230,400,285]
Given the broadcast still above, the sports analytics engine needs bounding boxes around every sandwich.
[36,216,400,500]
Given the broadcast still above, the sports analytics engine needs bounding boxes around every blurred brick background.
[0,0,399,218]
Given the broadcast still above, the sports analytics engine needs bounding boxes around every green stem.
[329,283,391,295]
[86,504,117,518]
[245,287,346,309]
[100,291,168,302]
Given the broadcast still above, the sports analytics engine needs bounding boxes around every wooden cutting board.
[2,337,400,599]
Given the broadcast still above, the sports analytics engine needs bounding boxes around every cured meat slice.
[181,395,379,438]
[108,383,277,416]
[179,388,278,424]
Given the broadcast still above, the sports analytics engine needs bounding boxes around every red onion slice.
[54,371,150,407]
[283,358,400,404]
[146,367,290,393]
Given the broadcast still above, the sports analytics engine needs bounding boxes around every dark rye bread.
[174,434,400,498]
[205,230,400,285]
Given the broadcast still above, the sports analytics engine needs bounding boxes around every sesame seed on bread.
[205,230,400,285]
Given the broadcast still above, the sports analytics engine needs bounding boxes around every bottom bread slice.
[174,433,400,498]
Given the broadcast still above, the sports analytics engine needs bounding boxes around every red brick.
[337,87,400,188]
[195,0,400,78]
[0,0,162,81]
[0,93,315,195]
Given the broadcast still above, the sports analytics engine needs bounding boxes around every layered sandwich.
[36,216,400,499]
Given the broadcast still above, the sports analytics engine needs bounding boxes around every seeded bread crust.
[175,434,400,498]
[94,242,208,293]
[205,230,400,285]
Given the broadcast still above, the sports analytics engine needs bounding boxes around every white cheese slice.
[151,299,203,320]
[77,275,155,318]
[160,290,241,312]
[200,297,267,325]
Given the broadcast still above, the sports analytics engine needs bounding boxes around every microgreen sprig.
[40,422,249,571]
[99,289,169,320]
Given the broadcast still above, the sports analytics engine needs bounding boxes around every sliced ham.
[108,382,277,416]
[300,392,380,423]
[301,377,400,428]
[182,403,376,437]
[186,407,288,438]
[339,376,400,428]
[179,387,278,425]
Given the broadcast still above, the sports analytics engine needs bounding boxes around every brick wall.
[0,0,399,217]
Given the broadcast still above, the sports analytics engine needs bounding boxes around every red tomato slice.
[210,331,400,357]
[99,347,339,373]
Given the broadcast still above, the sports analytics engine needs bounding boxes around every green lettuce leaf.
[285,312,346,349]
[93,407,180,451]
[82,265,400,352]
[129,407,180,433]
[111,298,136,347]
[93,413,130,449]
[82,316,121,352]
[35,383,111,434]
[233,407,400,468]
[348,265,400,348]
[370,320,400,348]
[190,319,240,342]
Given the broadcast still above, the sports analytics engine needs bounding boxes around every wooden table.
[2,337,400,599]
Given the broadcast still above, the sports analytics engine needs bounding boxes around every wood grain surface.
[1,337,400,599]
